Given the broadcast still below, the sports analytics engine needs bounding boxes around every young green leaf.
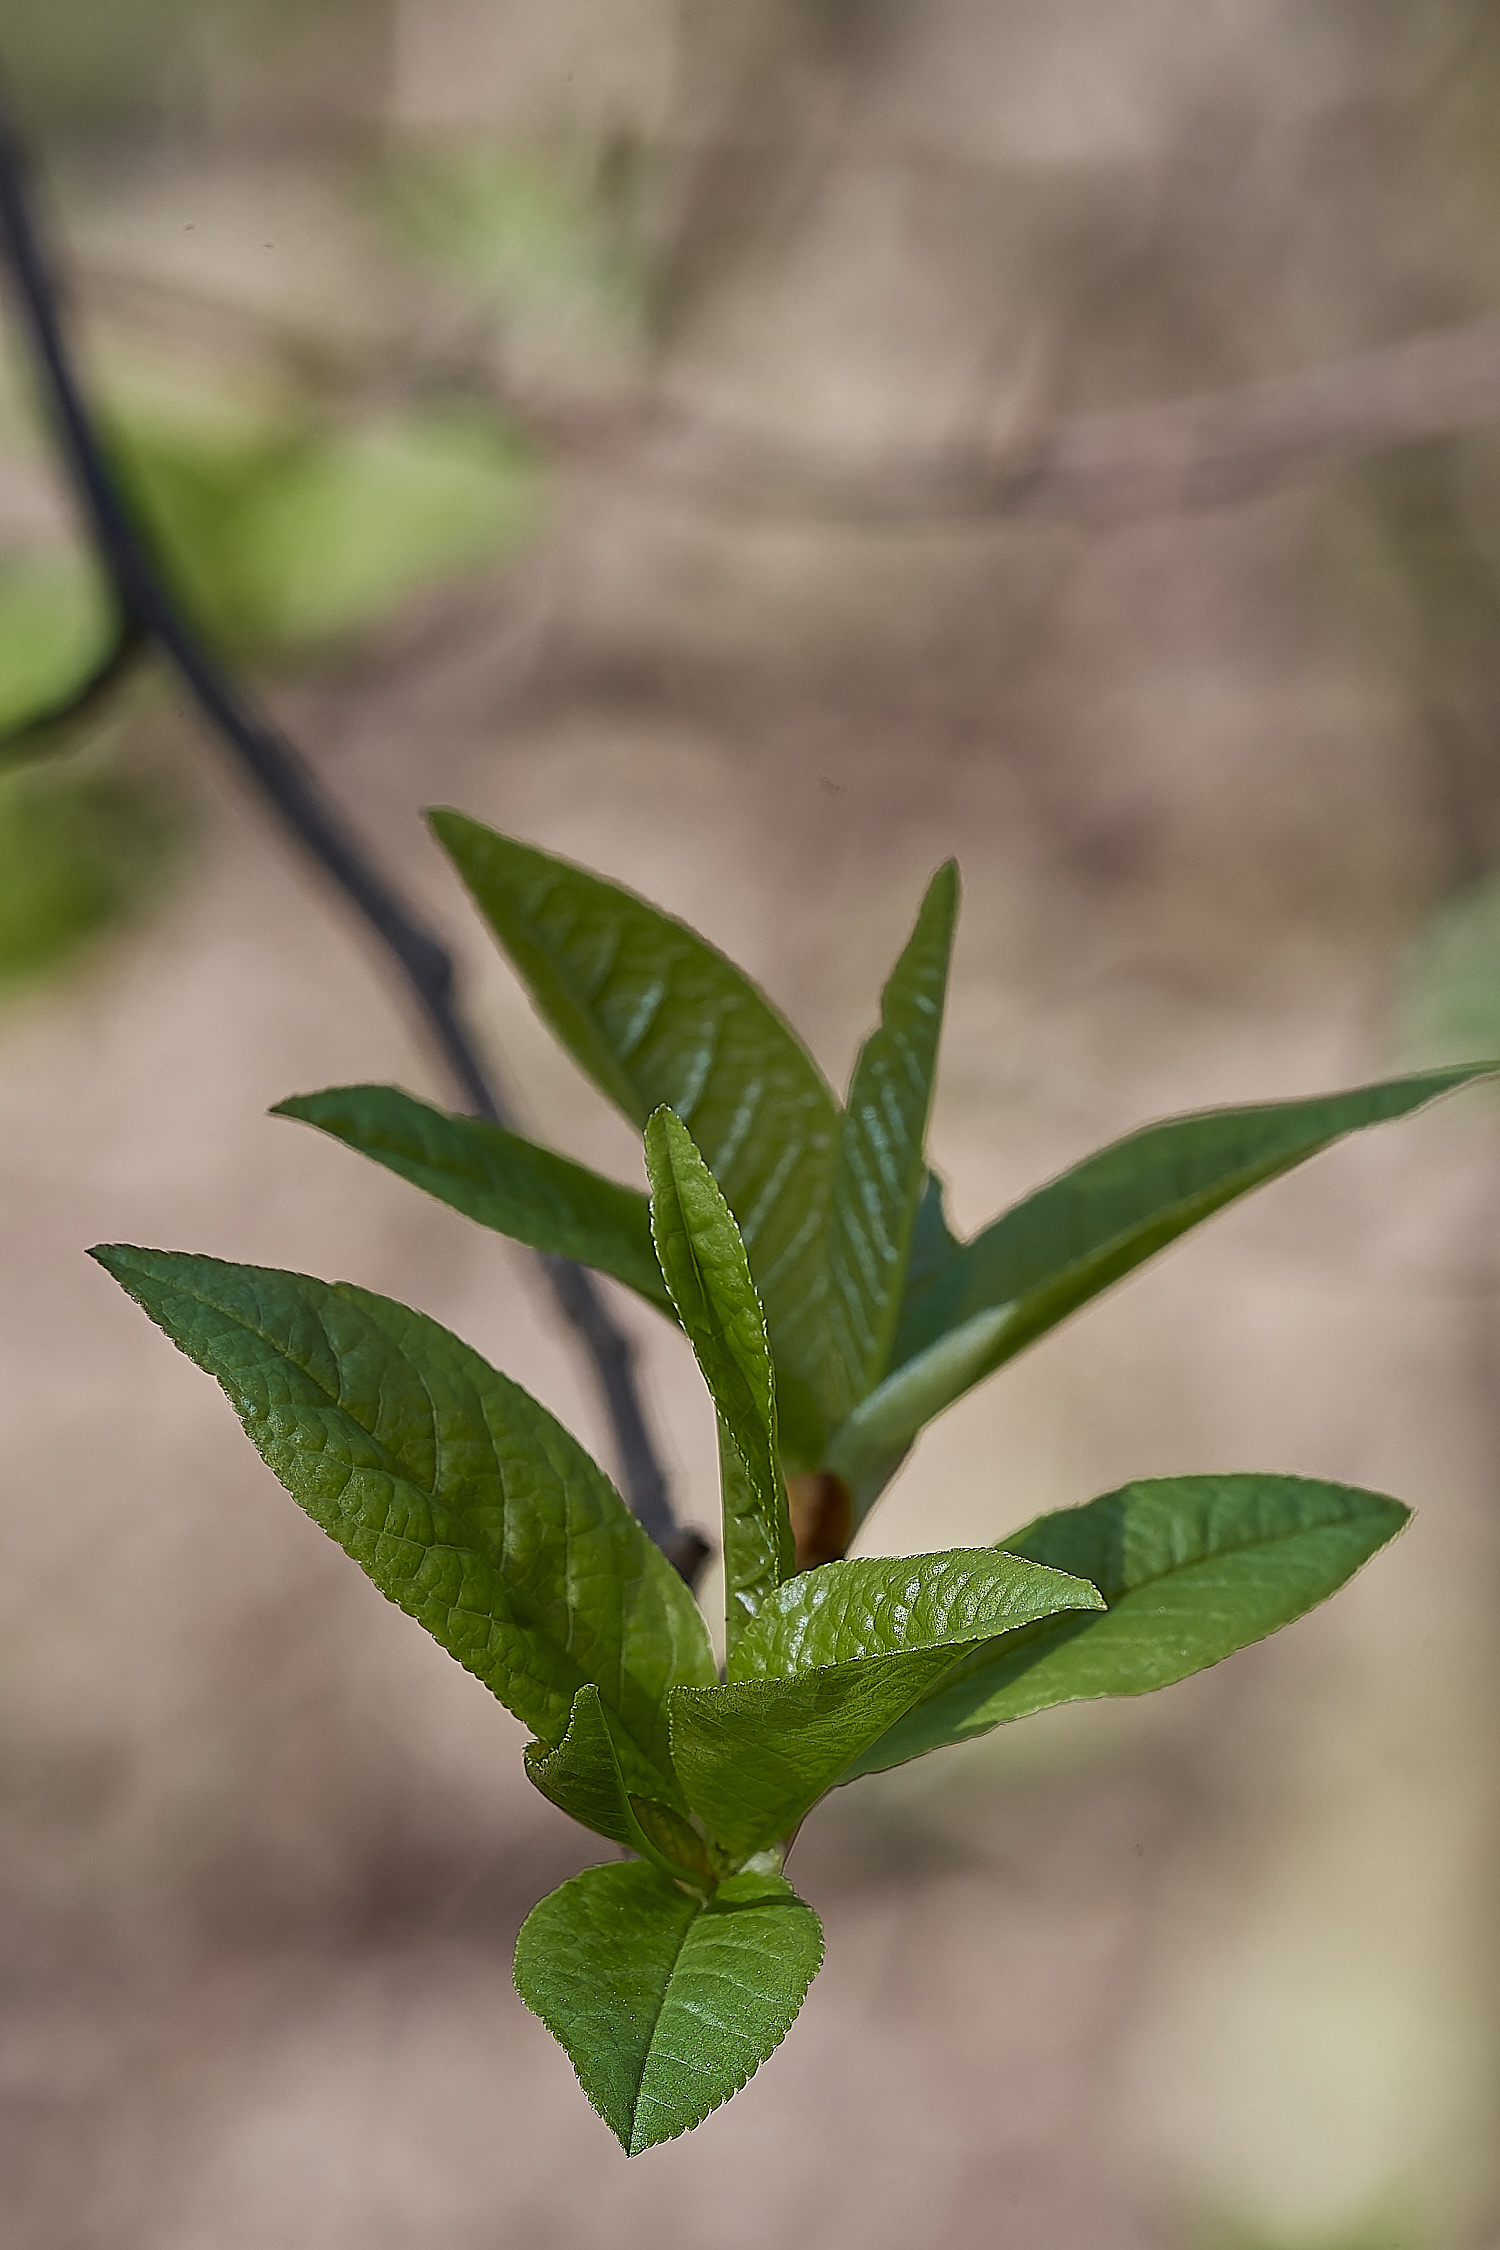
[427,814,840,1453]
[645,1108,794,1648]
[275,1084,669,1312]
[846,1473,1410,1776]
[525,1683,715,1887]
[670,1548,1103,1853]
[823,864,959,1419]
[514,1859,824,2155]
[90,1247,715,1804]
[831,1065,1496,1506]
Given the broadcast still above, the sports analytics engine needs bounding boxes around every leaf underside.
[514,1860,824,2154]
[846,1473,1410,1776]
[672,1547,1103,1853]
[90,1245,715,1806]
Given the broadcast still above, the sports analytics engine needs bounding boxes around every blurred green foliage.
[108,399,546,656]
[0,557,117,738]
[381,145,648,348]
[0,754,179,992]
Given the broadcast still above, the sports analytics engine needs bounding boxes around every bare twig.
[62,244,1500,527]
[0,94,706,1581]
[596,317,1500,526]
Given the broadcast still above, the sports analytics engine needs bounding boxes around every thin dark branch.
[0,92,706,1581]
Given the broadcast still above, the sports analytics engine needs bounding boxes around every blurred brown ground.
[4,4,1500,2244]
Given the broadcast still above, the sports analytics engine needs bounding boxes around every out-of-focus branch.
[0,93,707,1583]
[597,316,1500,525]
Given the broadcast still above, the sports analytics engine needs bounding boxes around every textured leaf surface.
[429,815,840,1452]
[733,1545,1103,1679]
[525,1683,714,1884]
[672,1551,1101,1853]
[92,1247,714,1802]
[275,1084,668,1310]
[514,1860,824,2154]
[848,1474,1410,1776]
[835,1066,1494,1501]
[646,1109,793,1649]
[824,865,958,1418]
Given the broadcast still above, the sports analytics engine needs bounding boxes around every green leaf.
[428,815,840,1456]
[274,1084,669,1312]
[645,1108,793,1650]
[831,1066,1496,1503]
[514,1859,824,2155]
[90,1247,714,1804]
[846,1474,1410,1777]
[525,1683,715,1886]
[670,1548,1103,1853]
[889,1168,964,1369]
[823,864,958,1417]
[0,556,117,741]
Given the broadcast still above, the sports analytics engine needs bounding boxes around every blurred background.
[5,2,1500,2243]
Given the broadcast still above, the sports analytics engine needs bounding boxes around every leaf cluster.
[94,814,1486,2149]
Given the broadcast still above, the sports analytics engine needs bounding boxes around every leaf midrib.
[163,1270,675,1787]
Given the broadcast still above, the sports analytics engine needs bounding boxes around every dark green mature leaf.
[824,864,958,1419]
[90,1247,714,1804]
[525,1683,715,1886]
[847,1474,1410,1776]
[428,815,840,1458]
[830,1066,1495,1505]
[514,1859,824,2155]
[645,1108,793,1650]
[671,1549,1102,1853]
[275,1084,669,1312]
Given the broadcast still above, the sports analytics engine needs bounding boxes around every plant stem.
[0,90,706,1582]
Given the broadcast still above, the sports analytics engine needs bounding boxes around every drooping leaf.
[823,864,958,1418]
[645,1108,793,1649]
[846,1474,1410,1777]
[90,1247,714,1804]
[428,815,840,1456]
[830,1066,1495,1505]
[514,1859,824,2155]
[525,1683,715,1886]
[670,1549,1103,1853]
[275,1084,669,1312]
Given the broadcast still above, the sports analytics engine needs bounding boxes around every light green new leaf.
[275,1084,669,1312]
[428,814,840,1456]
[847,1474,1410,1776]
[671,1548,1102,1853]
[525,1683,715,1886]
[514,1859,824,2154]
[824,864,958,1419]
[831,1066,1495,1504]
[91,1247,714,1804]
[645,1108,793,1648]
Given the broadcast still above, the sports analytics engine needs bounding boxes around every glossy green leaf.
[429,815,840,1456]
[90,1247,714,1804]
[514,1859,823,2155]
[670,1548,1103,1853]
[823,864,958,1419]
[525,1683,715,1886]
[888,1168,964,1371]
[274,1084,669,1312]
[831,1066,1495,1504]
[847,1474,1410,1776]
[645,1108,793,1649]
